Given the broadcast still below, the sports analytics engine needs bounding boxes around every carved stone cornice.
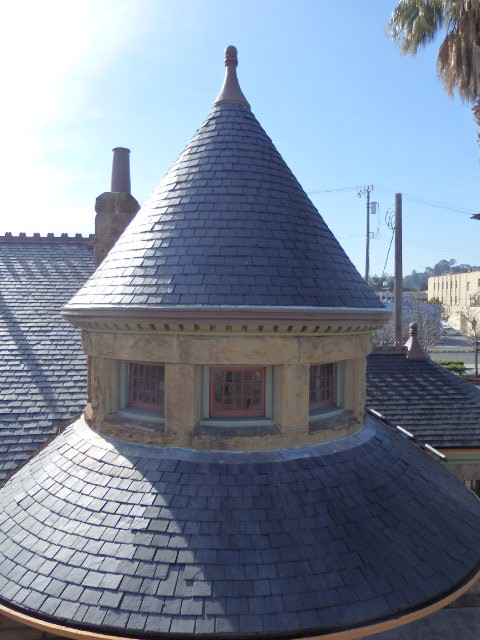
[63,305,390,335]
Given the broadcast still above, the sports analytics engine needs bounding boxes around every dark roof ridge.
[371,344,407,354]
[0,232,94,245]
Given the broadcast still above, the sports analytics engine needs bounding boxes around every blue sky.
[1,0,478,278]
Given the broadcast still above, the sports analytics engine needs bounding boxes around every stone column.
[164,364,196,436]
[277,364,309,431]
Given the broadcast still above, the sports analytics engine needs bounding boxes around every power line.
[307,185,364,195]
[371,185,477,216]
[308,183,477,216]
[381,229,395,278]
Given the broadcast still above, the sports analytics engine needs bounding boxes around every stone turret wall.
[82,329,372,450]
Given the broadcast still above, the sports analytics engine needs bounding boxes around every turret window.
[309,363,334,410]
[199,365,274,427]
[129,363,165,411]
[116,361,165,423]
[210,367,265,417]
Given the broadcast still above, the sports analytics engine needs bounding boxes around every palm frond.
[436,3,480,100]
[387,0,447,54]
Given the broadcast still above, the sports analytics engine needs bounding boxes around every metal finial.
[225,45,238,67]
[409,322,418,337]
[213,45,250,109]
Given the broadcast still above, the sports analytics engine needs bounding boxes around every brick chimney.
[94,147,140,267]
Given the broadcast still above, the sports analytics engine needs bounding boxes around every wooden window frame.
[309,363,334,411]
[199,366,274,426]
[209,366,266,418]
[128,362,165,412]
[117,361,165,419]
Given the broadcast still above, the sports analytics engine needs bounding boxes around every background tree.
[461,308,480,374]
[387,0,480,136]
[368,274,394,292]
[373,298,442,347]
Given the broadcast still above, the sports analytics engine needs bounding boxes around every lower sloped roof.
[0,237,94,479]
[0,416,478,638]
[366,352,480,448]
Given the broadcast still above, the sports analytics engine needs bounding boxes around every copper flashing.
[213,45,250,108]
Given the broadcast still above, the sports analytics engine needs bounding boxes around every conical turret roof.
[65,47,383,320]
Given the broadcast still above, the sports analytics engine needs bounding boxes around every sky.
[0,0,478,278]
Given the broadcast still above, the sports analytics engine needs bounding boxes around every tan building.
[428,270,480,331]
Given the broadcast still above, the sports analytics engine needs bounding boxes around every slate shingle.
[67,105,382,311]
[0,416,479,638]
[0,238,94,480]
[366,351,480,447]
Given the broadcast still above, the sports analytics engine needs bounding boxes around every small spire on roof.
[213,45,250,109]
[404,322,429,360]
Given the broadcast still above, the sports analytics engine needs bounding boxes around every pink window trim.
[309,363,333,410]
[129,363,165,411]
[209,366,266,418]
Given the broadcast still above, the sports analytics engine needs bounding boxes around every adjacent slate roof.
[0,416,478,638]
[67,100,382,311]
[366,351,480,448]
[0,236,94,479]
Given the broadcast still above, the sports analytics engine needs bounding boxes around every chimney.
[94,148,140,267]
[111,147,132,193]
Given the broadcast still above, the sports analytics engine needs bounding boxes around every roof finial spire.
[213,45,250,109]
[404,322,429,360]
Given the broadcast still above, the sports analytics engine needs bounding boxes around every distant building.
[428,271,480,332]
[374,290,427,304]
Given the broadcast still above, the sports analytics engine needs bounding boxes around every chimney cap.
[111,147,132,194]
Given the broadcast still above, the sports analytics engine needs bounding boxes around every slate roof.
[0,415,478,638]
[66,100,383,311]
[0,235,94,480]
[366,351,480,448]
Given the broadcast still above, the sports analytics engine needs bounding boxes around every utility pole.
[358,185,374,281]
[472,319,479,377]
[394,193,403,345]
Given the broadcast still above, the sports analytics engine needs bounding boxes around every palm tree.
[387,1,480,133]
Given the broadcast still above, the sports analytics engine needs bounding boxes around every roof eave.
[62,304,391,331]
[0,565,479,640]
